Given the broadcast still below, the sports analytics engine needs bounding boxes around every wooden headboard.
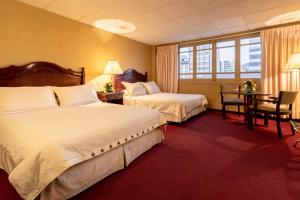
[0,61,85,87]
[114,69,147,91]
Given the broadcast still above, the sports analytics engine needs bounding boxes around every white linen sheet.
[41,128,163,200]
[123,92,208,122]
[0,103,165,200]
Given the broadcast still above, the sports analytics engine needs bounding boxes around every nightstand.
[97,91,123,104]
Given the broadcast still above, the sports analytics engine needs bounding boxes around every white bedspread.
[0,103,164,200]
[123,92,208,122]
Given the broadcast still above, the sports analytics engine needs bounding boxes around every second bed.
[115,69,208,123]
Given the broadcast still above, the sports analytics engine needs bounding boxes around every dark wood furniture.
[97,91,123,104]
[290,121,300,147]
[220,84,244,119]
[248,91,298,138]
[243,91,272,124]
[221,89,272,123]
[0,61,84,86]
[114,69,147,91]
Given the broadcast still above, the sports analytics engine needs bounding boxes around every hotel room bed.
[123,92,208,122]
[115,69,208,123]
[0,62,165,200]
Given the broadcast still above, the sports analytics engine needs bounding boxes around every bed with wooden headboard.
[0,62,164,200]
[0,61,85,87]
[120,68,208,123]
[114,69,147,91]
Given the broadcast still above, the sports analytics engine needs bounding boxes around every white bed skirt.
[163,104,207,123]
[40,128,163,200]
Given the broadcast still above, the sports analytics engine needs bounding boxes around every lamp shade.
[285,53,300,71]
[103,61,123,75]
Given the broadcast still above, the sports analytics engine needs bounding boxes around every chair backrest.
[220,84,242,103]
[220,84,242,93]
[278,91,298,105]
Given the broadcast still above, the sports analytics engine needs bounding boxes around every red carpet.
[1,111,300,200]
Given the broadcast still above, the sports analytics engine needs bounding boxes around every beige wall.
[179,80,261,111]
[0,0,152,89]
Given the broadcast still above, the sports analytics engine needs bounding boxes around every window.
[196,44,212,79]
[179,46,193,79]
[240,37,261,78]
[178,34,261,80]
[216,41,235,79]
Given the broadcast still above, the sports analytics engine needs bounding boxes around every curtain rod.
[156,20,300,47]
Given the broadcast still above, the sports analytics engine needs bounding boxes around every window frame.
[178,33,261,82]
[178,45,194,80]
[196,43,213,79]
[239,36,262,79]
[216,39,236,79]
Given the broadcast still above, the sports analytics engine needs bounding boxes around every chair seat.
[223,98,244,104]
[255,103,291,114]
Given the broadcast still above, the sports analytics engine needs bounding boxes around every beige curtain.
[261,24,300,118]
[156,45,178,93]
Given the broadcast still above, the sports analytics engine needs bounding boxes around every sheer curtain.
[261,24,300,118]
[156,45,178,93]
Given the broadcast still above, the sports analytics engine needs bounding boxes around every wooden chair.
[220,84,244,120]
[249,91,298,138]
[290,121,300,147]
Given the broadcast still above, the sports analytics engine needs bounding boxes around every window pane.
[179,46,193,79]
[240,43,261,73]
[180,74,193,79]
[216,41,235,48]
[196,44,212,79]
[180,47,193,52]
[217,41,235,74]
[197,44,212,50]
[240,73,261,79]
[240,37,260,45]
[216,74,235,79]
[197,44,212,73]
[196,74,212,79]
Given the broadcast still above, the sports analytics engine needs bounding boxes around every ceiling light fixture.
[93,19,136,34]
[266,10,300,26]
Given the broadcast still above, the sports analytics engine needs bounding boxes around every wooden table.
[223,91,272,124]
[243,91,272,124]
[97,91,123,104]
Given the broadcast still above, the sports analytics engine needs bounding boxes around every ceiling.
[18,0,300,46]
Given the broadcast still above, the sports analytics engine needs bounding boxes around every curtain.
[156,45,178,93]
[261,24,300,118]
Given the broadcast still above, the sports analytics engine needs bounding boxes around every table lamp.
[103,61,123,93]
[285,53,300,71]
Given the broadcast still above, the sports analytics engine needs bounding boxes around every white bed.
[123,92,208,123]
[0,102,165,200]
[0,62,167,200]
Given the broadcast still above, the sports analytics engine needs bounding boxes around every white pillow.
[122,89,129,96]
[141,81,161,94]
[0,86,58,113]
[54,84,99,107]
[121,82,147,96]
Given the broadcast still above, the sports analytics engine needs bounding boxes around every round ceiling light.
[93,19,136,34]
[266,10,300,26]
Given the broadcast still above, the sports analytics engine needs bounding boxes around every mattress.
[0,102,165,200]
[123,92,208,122]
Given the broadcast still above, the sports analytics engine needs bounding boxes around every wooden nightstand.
[97,91,123,104]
